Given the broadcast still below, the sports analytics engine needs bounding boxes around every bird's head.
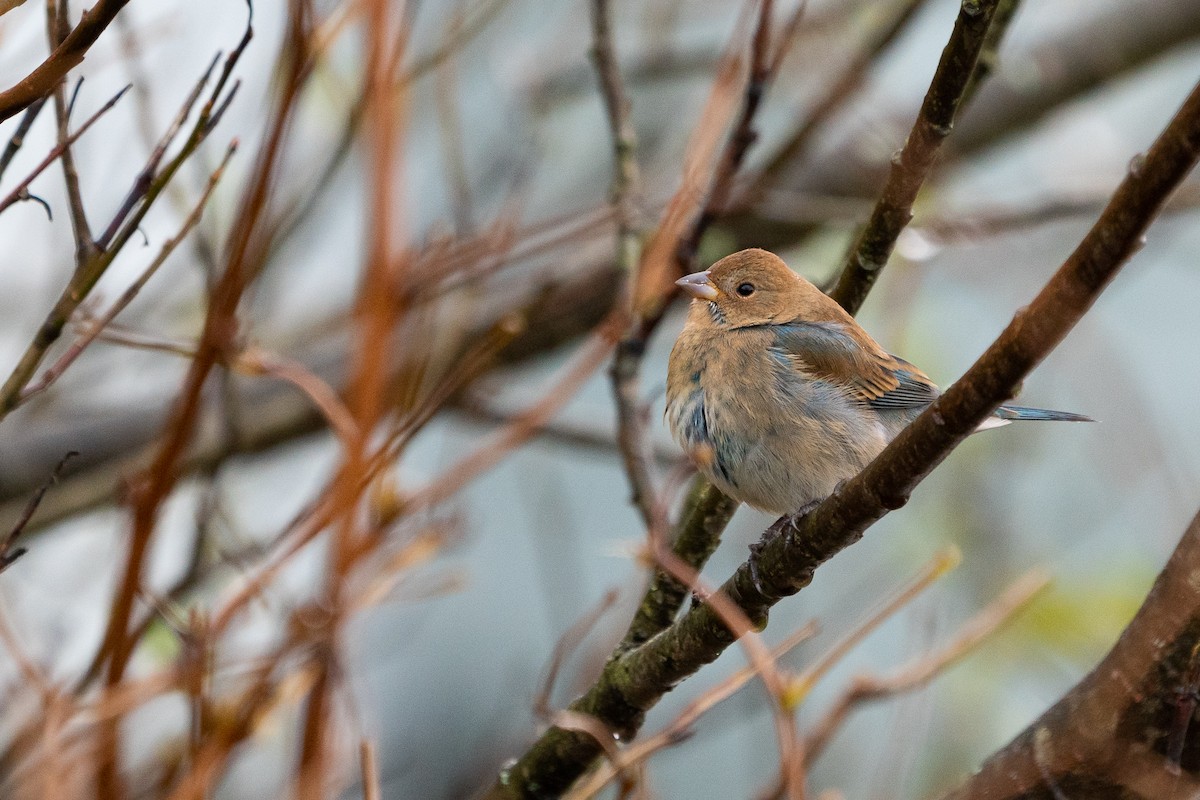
[676,248,827,328]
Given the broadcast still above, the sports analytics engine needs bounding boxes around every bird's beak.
[676,270,719,301]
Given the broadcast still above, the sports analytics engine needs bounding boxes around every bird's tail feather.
[995,404,1093,423]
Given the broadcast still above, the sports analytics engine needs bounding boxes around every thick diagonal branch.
[940,508,1200,799]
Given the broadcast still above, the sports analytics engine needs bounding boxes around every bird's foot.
[747,537,770,599]
[746,500,824,598]
[793,498,822,519]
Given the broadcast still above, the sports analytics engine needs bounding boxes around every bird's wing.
[771,323,939,410]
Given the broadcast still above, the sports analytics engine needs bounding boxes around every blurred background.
[0,0,1198,798]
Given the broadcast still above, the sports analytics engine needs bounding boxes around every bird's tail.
[994,404,1093,423]
[975,404,1093,431]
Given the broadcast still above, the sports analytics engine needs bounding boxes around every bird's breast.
[666,324,891,514]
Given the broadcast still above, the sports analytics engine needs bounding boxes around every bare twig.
[0,96,48,182]
[828,0,1004,314]
[235,345,360,450]
[50,76,97,266]
[0,84,128,217]
[404,314,620,514]
[959,0,1021,107]
[590,0,660,531]
[94,50,224,250]
[88,5,258,795]
[617,476,739,651]
[650,544,807,800]
[360,739,381,800]
[0,0,134,123]
[783,547,961,710]
[0,33,244,421]
[0,451,76,574]
[19,143,238,405]
[590,0,644,275]
[47,0,97,269]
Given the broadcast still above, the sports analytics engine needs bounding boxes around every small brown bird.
[665,248,1090,515]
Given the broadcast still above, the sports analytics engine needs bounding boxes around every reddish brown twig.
[360,739,381,800]
[88,5,263,795]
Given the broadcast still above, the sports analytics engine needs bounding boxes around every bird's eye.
[736,282,755,297]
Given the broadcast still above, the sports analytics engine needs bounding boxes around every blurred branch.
[294,0,407,790]
[803,567,1048,765]
[0,0,134,123]
[754,0,1200,227]
[454,395,681,464]
[755,0,929,204]
[828,0,1005,314]
[677,0,780,267]
[534,589,621,723]
[404,314,621,515]
[951,0,1200,155]
[644,534,808,799]
[483,74,1200,800]
[784,547,961,710]
[939,511,1200,799]
[0,0,30,18]
[360,739,381,800]
[0,256,623,535]
[89,6,257,795]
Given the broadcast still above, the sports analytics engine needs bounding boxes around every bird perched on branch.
[666,248,1090,515]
